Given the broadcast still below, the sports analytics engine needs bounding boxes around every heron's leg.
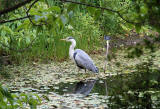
[85,69,86,73]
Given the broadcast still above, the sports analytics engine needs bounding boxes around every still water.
[10,71,160,109]
[49,73,160,108]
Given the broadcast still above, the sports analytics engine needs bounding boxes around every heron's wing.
[74,49,97,72]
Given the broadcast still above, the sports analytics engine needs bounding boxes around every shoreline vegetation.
[0,0,160,108]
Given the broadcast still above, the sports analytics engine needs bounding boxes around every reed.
[0,13,102,64]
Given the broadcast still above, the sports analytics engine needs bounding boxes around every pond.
[2,48,160,108]
[9,72,160,108]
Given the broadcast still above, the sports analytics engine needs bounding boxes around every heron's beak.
[60,38,66,41]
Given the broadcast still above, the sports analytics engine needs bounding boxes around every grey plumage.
[68,37,74,40]
[61,36,98,73]
[73,49,99,73]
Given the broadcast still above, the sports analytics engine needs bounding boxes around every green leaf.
[152,95,158,101]
[80,0,85,2]
[0,92,3,100]
[26,37,31,45]
[67,4,76,12]
[139,92,144,97]
[1,30,6,36]
[60,15,67,25]
[30,9,43,16]
[68,11,73,18]
[140,4,148,15]
[87,7,96,15]
[126,23,134,29]
[3,26,13,35]
[0,102,7,109]
[16,24,25,31]
[20,93,28,102]
[39,0,45,2]
[56,18,63,30]
[48,6,61,13]
[94,9,101,20]
[135,24,141,33]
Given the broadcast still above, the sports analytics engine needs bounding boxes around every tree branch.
[0,0,40,52]
[0,15,33,24]
[0,0,38,24]
[25,0,47,26]
[60,0,143,25]
[0,0,35,15]
[0,0,43,25]
[61,0,117,13]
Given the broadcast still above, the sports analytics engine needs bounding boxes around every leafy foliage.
[0,0,159,63]
[131,0,160,31]
[0,84,41,109]
[106,58,160,108]
[0,0,160,108]
[0,0,104,63]
[0,0,25,10]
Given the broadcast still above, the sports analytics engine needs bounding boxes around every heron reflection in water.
[74,79,96,96]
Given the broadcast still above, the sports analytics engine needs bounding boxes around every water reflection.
[9,70,160,108]
[74,79,96,96]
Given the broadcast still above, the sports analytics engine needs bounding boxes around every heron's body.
[62,37,98,73]
[74,49,98,73]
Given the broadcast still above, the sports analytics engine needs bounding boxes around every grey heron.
[61,37,98,73]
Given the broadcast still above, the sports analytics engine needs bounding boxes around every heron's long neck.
[69,40,76,59]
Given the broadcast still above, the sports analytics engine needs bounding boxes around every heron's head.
[61,36,75,42]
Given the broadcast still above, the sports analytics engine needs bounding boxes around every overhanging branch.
[0,0,42,25]
[61,0,118,13]
[25,0,47,26]
[60,0,143,25]
[0,0,38,24]
[0,0,35,15]
[0,0,40,52]
[0,15,33,24]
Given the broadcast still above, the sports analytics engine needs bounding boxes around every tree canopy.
[0,0,159,62]
[0,0,160,31]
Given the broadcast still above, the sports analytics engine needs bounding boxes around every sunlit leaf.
[30,9,43,16]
